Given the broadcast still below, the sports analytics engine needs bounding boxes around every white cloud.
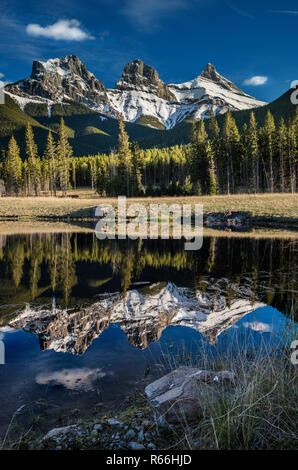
[271,10,298,15]
[0,73,4,79]
[243,76,268,86]
[121,0,191,27]
[26,19,95,41]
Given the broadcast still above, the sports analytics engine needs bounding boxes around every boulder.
[145,366,236,423]
[43,425,79,441]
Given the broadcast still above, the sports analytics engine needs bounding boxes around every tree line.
[0,109,297,196]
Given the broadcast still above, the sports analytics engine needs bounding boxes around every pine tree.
[277,118,287,192]
[189,120,207,194]
[208,113,220,141]
[117,117,132,196]
[44,130,57,196]
[205,140,218,195]
[57,118,73,196]
[248,112,259,193]
[6,136,22,195]
[222,111,240,194]
[289,108,298,193]
[131,142,145,196]
[263,111,276,192]
[25,123,40,196]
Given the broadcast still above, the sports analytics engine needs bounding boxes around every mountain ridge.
[4,54,266,129]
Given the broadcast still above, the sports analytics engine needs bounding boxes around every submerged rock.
[145,366,236,423]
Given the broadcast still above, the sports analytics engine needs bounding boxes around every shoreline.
[0,220,297,238]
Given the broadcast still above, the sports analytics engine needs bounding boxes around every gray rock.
[147,443,156,450]
[142,420,151,429]
[106,418,122,426]
[145,367,236,423]
[127,441,145,450]
[93,423,103,431]
[43,425,78,441]
[138,429,144,442]
[124,429,136,441]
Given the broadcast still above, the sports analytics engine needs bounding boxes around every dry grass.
[156,330,298,450]
[0,192,297,226]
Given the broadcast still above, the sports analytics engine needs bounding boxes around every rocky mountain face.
[114,59,176,101]
[5,55,266,128]
[9,281,264,355]
[5,54,114,115]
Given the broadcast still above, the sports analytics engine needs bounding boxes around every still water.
[0,232,297,436]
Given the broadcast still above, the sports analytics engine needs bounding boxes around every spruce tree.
[222,111,240,194]
[44,130,57,196]
[57,118,73,196]
[205,140,218,195]
[25,123,40,196]
[263,111,276,192]
[277,118,287,192]
[131,142,145,196]
[248,112,259,193]
[6,136,22,195]
[117,117,131,196]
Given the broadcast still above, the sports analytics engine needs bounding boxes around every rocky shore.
[33,366,237,450]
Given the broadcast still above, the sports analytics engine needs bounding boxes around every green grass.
[135,114,166,130]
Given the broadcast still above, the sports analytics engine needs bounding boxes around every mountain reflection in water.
[0,232,297,436]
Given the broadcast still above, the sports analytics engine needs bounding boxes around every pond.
[0,232,297,437]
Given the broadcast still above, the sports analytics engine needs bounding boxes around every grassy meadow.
[0,192,297,229]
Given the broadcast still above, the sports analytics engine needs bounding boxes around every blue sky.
[0,0,297,102]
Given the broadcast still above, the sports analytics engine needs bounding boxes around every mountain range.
[0,55,296,156]
[4,54,266,130]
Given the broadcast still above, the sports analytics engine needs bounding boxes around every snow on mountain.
[106,61,266,128]
[5,54,116,117]
[4,56,267,129]
[9,281,264,353]
[168,63,266,121]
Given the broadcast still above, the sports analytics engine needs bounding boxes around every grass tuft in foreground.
[155,328,298,450]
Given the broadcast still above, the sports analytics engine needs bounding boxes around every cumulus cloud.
[243,76,268,86]
[26,19,95,41]
[0,73,4,79]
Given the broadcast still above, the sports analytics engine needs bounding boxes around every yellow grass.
[0,191,297,226]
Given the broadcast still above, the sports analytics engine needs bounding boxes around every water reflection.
[0,232,296,315]
[0,232,297,437]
